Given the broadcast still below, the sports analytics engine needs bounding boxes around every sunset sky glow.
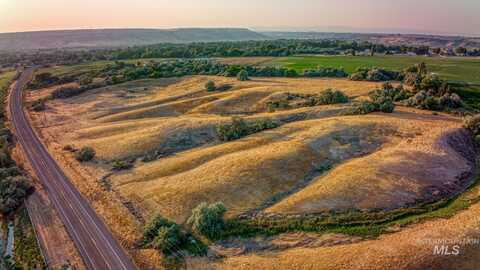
[1,0,479,35]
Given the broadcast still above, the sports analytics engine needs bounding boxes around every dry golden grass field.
[27,76,479,269]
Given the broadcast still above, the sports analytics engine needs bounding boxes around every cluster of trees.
[27,72,75,90]
[0,139,33,215]
[143,201,228,258]
[107,40,427,60]
[345,64,464,113]
[345,83,410,115]
[142,215,206,257]
[369,83,412,102]
[100,61,361,86]
[401,63,464,111]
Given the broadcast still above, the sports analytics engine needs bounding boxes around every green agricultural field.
[268,55,480,84]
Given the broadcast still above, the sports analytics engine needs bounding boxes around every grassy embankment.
[13,209,45,269]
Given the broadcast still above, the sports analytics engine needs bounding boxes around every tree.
[205,80,216,91]
[237,70,249,81]
[151,224,184,255]
[187,202,227,239]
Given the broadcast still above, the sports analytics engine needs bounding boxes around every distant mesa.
[1,28,479,52]
[0,28,268,51]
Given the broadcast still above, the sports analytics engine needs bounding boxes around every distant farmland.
[268,55,480,84]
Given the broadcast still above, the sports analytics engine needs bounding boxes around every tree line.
[3,39,479,68]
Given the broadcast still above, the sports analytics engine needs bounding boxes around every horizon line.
[0,26,478,38]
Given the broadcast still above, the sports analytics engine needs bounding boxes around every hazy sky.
[1,0,479,35]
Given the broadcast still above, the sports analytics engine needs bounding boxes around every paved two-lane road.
[9,68,137,270]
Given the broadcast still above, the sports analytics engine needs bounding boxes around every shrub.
[345,101,378,115]
[187,202,227,240]
[312,89,349,105]
[205,80,216,92]
[216,117,250,141]
[75,147,95,162]
[51,86,87,99]
[237,70,249,81]
[368,84,412,103]
[216,117,279,141]
[349,72,365,81]
[250,119,279,132]
[112,160,134,171]
[375,97,395,113]
[439,93,463,109]
[464,114,480,135]
[31,100,46,112]
[346,98,394,115]
[266,100,290,112]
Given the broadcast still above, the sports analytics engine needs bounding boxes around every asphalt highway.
[9,68,137,270]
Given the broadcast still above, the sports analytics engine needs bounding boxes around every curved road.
[9,68,137,270]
